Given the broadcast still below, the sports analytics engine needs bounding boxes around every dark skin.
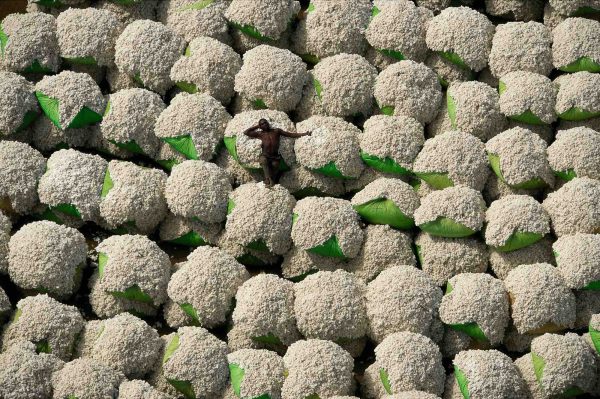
[244,118,311,186]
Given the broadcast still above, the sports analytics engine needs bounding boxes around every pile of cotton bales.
[1,0,600,397]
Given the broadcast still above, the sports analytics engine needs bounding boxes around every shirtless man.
[243,118,311,186]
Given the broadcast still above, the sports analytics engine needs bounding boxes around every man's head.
[258,118,270,131]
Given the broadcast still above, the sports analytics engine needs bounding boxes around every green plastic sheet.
[162,135,199,160]
[307,235,346,259]
[414,171,454,189]
[558,107,600,121]
[379,368,392,395]
[179,303,201,326]
[229,363,245,397]
[488,153,548,189]
[312,161,352,179]
[353,198,414,230]
[360,152,410,175]
[454,365,471,399]
[494,231,543,252]
[168,231,206,247]
[449,322,488,342]
[419,216,476,238]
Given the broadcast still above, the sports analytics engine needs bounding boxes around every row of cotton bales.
[1,0,600,398]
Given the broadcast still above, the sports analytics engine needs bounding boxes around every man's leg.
[270,158,281,184]
[260,155,273,186]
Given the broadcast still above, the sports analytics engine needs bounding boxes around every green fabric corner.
[176,81,198,94]
[307,235,346,259]
[312,161,352,179]
[67,106,102,129]
[300,53,319,64]
[51,203,81,219]
[163,333,180,364]
[108,139,145,155]
[498,80,507,95]
[246,239,270,252]
[178,0,215,11]
[583,280,600,291]
[438,51,470,70]
[447,94,458,128]
[360,152,410,175]
[17,110,39,132]
[251,332,283,346]
[227,198,236,215]
[168,231,206,247]
[97,252,108,279]
[490,153,548,189]
[108,284,154,304]
[179,303,202,326]
[314,77,323,100]
[589,326,600,354]
[36,91,62,129]
[223,136,240,162]
[380,105,395,116]
[353,198,414,230]
[64,56,97,66]
[371,5,380,17]
[0,23,7,56]
[419,216,476,238]
[23,60,53,74]
[494,231,543,252]
[508,109,547,125]
[101,169,113,198]
[162,135,199,160]
[156,158,180,171]
[379,368,392,395]
[379,48,405,61]
[454,365,471,399]
[558,107,600,121]
[449,322,488,342]
[167,379,196,399]
[414,171,454,189]
[229,363,245,398]
[251,98,268,109]
[35,339,51,354]
[231,22,274,42]
[555,169,577,182]
[531,352,545,385]
[559,57,600,73]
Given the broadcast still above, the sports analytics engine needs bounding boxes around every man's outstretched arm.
[277,129,312,138]
[243,125,262,138]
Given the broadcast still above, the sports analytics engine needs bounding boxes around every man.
[243,118,311,186]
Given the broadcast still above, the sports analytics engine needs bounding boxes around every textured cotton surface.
[504,263,576,334]
[168,246,249,328]
[297,53,377,119]
[292,197,364,258]
[8,221,86,298]
[114,20,186,95]
[235,45,307,112]
[416,232,489,286]
[484,195,550,248]
[548,127,600,180]
[294,270,368,342]
[425,6,495,72]
[282,339,355,399]
[170,36,241,105]
[99,160,168,234]
[374,60,442,124]
[367,265,443,344]
[0,72,38,136]
[488,21,553,78]
[38,148,107,223]
[413,130,489,191]
[0,141,46,214]
[3,1,600,397]
[0,12,60,73]
[1,294,84,361]
[415,186,486,232]
[154,92,231,162]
